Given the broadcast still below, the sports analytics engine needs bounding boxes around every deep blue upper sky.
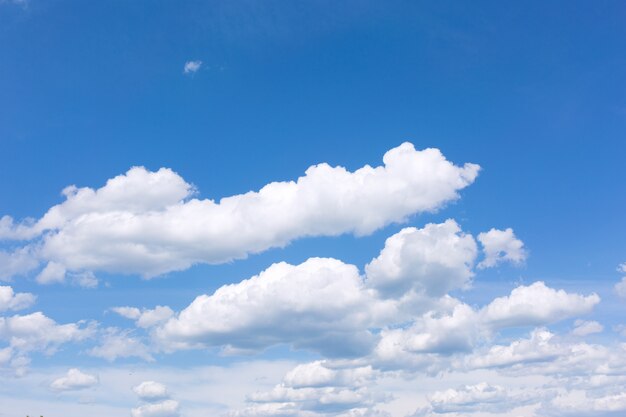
[1,0,624,322]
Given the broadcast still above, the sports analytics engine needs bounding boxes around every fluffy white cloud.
[183,60,202,74]
[133,381,170,402]
[0,144,479,279]
[481,282,600,329]
[466,328,561,370]
[365,220,477,297]
[0,285,35,312]
[572,320,604,337]
[88,328,154,362]
[113,306,174,328]
[477,228,527,269]
[152,228,597,362]
[373,302,481,371]
[0,312,93,353]
[235,361,382,417]
[50,368,98,391]
[156,258,392,357]
[131,399,180,417]
[283,361,375,389]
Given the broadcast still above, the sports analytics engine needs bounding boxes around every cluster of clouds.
[0,143,479,283]
[132,381,180,417]
[0,143,624,416]
[0,285,94,376]
[232,361,383,417]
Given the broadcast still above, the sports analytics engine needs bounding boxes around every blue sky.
[0,1,625,417]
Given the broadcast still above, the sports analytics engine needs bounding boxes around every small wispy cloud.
[183,60,202,75]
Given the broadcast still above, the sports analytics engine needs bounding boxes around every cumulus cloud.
[234,361,382,417]
[466,328,561,370]
[0,144,479,280]
[133,381,170,402]
[131,399,180,417]
[0,285,35,312]
[373,302,482,371]
[155,258,391,357]
[152,223,597,362]
[365,220,477,298]
[0,312,93,353]
[0,312,92,375]
[50,368,98,391]
[183,60,202,74]
[477,228,527,269]
[481,282,600,329]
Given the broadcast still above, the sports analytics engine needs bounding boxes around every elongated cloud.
[481,282,600,329]
[0,143,479,280]
[133,381,170,402]
[155,258,391,357]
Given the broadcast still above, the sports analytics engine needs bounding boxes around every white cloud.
[36,261,66,284]
[50,368,98,391]
[72,271,99,288]
[0,247,39,280]
[235,361,383,417]
[373,302,482,371]
[155,258,392,357]
[183,60,202,74]
[0,285,35,312]
[151,229,598,363]
[466,328,562,370]
[112,306,141,320]
[131,399,180,417]
[0,144,479,280]
[283,361,375,389]
[481,282,600,329]
[365,220,477,298]
[543,390,626,416]
[0,311,93,353]
[35,262,98,287]
[477,228,527,269]
[414,382,540,415]
[88,328,154,362]
[572,320,604,337]
[615,277,626,299]
[133,381,170,402]
[113,306,174,328]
